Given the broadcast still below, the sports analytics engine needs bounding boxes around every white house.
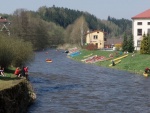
[132,9,150,50]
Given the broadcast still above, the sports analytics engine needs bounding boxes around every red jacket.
[14,69,20,75]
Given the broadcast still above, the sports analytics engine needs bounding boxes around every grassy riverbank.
[0,67,21,90]
[70,49,150,75]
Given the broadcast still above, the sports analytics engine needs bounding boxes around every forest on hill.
[0,6,132,50]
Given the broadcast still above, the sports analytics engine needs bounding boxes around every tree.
[140,34,149,54]
[67,16,88,46]
[11,9,30,41]
[148,34,150,54]
[11,9,50,50]
[127,35,134,52]
[122,33,128,52]
[34,20,49,50]
[0,34,33,68]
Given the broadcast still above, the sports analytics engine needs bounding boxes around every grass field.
[0,67,25,90]
[70,49,150,75]
[0,76,25,90]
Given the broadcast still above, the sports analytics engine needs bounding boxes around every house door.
[95,43,98,49]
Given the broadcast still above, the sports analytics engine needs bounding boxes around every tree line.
[0,5,148,68]
[1,6,132,49]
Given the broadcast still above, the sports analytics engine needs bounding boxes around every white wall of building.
[132,19,150,50]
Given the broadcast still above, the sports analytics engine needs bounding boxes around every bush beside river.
[70,49,150,75]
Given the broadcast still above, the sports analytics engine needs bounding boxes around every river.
[27,49,150,113]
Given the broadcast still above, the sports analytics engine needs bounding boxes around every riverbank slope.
[0,77,36,113]
[68,49,150,75]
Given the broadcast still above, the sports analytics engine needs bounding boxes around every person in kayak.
[145,67,150,74]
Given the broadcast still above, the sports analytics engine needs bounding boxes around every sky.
[0,0,150,20]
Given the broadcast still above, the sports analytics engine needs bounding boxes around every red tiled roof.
[132,9,150,19]
[0,19,7,23]
[0,16,8,23]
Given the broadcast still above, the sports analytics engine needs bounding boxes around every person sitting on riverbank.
[0,66,6,76]
[14,67,21,77]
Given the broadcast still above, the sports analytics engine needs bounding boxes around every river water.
[27,49,150,113]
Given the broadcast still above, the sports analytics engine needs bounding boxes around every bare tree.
[66,15,88,46]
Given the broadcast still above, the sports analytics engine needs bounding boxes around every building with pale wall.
[132,9,150,50]
[85,30,105,49]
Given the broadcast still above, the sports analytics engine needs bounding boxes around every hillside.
[37,6,132,38]
[0,6,132,50]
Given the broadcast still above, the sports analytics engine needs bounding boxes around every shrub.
[85,43,97,50]
[115,43,122,51]
[0,34,34,68]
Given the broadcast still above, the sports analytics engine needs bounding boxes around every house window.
[137,40,141,47]
[137,29,142,36]
[93,35,98,39]
[148,22,150,25]
[147,29,150,34]
[137,22,142,25]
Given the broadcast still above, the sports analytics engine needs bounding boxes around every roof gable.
[132,9,150,19]
[0,16,8,23]
[85,30,107,35]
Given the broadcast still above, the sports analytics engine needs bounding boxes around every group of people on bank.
[14,66,28,79]
[0,66,29,79]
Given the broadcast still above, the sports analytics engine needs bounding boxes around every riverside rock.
[0,79,36,113]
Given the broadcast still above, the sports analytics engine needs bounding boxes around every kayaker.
[145,67,150,73]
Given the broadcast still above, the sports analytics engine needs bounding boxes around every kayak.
[143,73,149,77]
[46,59,52,63]
[113,54,128,61]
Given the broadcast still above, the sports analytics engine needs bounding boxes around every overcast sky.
[0,0,150,20]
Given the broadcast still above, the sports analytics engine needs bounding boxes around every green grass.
[0,76,25,90]
[71,49,150,75]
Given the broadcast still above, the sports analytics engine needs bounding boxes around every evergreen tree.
[147,34,150,54]
[127,35,134,52]
[140,34,149,54]
[122,33,128,52]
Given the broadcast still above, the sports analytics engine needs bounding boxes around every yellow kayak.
[113,54,128,62]
[143,73,149,77]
